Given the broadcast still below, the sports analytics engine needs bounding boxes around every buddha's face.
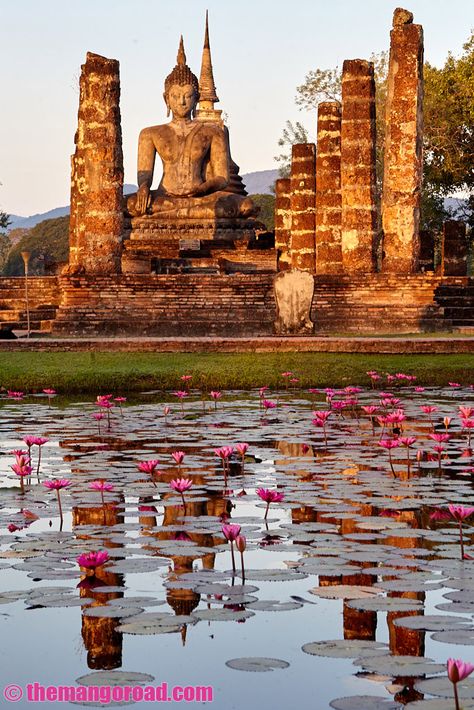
[165,83,197,119]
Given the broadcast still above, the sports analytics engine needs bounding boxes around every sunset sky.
[1,0,473,216]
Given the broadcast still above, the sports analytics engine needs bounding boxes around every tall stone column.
[441,221,468,276]
[274,178,292,272]
[382,8,423,274]
[289,143,316,272]
[341,60,377,273]
[68,52,124,274]
[316,101,342,274]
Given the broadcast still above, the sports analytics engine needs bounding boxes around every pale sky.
[1,0,473,216]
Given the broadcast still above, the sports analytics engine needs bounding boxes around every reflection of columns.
[341,59,377,273]
[74,501,125,670]
[382,9,423,274]
[275,178,292,272]
[290,144,316,272]
[316,102,342,274]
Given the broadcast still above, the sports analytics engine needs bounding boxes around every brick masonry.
[274,178,292,272]
[1,275,474,338]
[382,9,423,274]
[341,60,378,273]
[68,52,124,274]
[289,144,316,272]
[316,101,342,274]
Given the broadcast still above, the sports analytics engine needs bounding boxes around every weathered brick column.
[289,143,316,272]
[341,60,377,273]
[382,8,423,274]
[316,101,342,273]
[274,178,292,272]
[441,221,468,276]
[68,52,124,274]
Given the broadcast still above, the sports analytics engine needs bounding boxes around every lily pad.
[225,657,289,672]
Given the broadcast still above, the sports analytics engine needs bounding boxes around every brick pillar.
[274,178,292,272]
[382,8,423,274]
[441,221,468,276]
[316,101,342,274]
[341,60,377,273]
[418,230,434,272]
[289,143,316,272]
[68,52,124,274]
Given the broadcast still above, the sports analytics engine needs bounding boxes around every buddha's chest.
[158,128,211,165]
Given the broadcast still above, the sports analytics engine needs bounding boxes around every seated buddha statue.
[126,38,257,220]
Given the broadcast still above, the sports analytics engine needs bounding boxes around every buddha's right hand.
[136,184,151,214]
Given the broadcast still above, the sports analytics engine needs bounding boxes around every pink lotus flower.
[262,399,277,411]
[414,386,425,392]
[459,405,474,419]
[43,479,71,491]
[448,504,474,522]
[43,388,56,406]
[362,405,379,415]
[92,411,105,434]
[221,523,242,575]
[43,479,71,527]
[173,390,188,399]
[210,390,222,400]
[378,439,399,476]
[76,551,109,570]
[170,478,193,507]
[222,523,241,542]
[447,658,474,683]
[138,459,160,474]
[302,443,310,454]
[313,410,331,422]
[399,436,416,447]
[430,433,450,443]
[235,534,246,581]
[235,443,249,458]
[8,391,24,399]
[432,505,474,559]
[259,386,270,397]
[171,450,185,466]
[11,455,32,494]
[378,439,399,450]
[447,658,474,710]
[449,382,461,388]
[256,488,284,520]
[23,435,37,448]
[180,375,192,383]
[163,405,171,420]
[90,480,114,492]
[443,416,452,429]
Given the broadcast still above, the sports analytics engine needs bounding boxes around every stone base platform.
[121,216,275,274]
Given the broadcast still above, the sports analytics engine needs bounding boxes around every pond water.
[0,380,474,710]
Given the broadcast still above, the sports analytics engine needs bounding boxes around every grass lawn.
[0,352,473,393]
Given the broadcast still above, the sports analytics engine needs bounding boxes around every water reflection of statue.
[126,37,257,221]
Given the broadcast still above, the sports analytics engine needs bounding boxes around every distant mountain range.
[7,170,279,232]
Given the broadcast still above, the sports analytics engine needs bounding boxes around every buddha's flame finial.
[198,11,219,107]
[177,35,186,66]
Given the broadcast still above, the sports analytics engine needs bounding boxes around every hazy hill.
[7,172,278,231]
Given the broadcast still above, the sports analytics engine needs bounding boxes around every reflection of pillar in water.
[74,500,125,670]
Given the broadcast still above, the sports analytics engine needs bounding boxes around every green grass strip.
[0,352,473,393]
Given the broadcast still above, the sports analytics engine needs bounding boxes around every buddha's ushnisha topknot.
[164,36,199,96]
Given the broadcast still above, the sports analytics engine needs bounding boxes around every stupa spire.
[198,11,219,108]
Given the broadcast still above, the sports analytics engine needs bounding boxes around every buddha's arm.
[193,129,230,196]
[136,128,156,213]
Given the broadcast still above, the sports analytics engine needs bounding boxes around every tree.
[273,121,309,178]
[285,36,474,233]
[2,215,69,276]
[424,32,474,194]
[250,194,275,231]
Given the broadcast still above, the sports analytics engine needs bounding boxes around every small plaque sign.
[179,239,201,251]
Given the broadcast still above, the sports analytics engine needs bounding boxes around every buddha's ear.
[163,92,170,118]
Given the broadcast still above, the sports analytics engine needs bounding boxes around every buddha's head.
[164,37,199,119]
